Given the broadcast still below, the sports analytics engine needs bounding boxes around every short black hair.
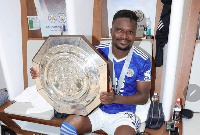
[112,9,138,24]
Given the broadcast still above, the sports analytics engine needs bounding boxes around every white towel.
[14,85,53,114]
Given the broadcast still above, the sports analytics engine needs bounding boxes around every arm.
[100,81,151,105]
[113,81,150,105]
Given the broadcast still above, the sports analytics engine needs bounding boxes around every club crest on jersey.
[126,69,134,77]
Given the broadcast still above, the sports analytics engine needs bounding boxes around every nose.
[121,32,128,39]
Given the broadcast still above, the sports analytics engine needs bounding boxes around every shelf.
[28,38,47,40]
[196,40,200,43]
[101,37,154,42]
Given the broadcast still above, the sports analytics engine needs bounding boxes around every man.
[31,9,151,135]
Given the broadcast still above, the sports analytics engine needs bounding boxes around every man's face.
[110,18,137,51]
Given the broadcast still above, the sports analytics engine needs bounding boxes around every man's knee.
[64,115,87,127]
[115,125,136,135]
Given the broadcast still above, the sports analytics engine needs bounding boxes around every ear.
[110,28,112,36]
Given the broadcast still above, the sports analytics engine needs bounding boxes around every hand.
[100,84,115,104]
[30,67,39,79]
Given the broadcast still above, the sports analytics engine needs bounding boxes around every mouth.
[116,38,131,45]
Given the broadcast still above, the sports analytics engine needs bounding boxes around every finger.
[108,84,113,93]
[32,71,39,75]
[31,74,37,78]
[100,98,108,102]
[30,68,36,74]
[31,74,38,79]
[100,98,109,104]
[100,93,108,100]
[30,67,36,71]
[101,99,112,104]
[100,94,108,100]
[100,94,113,104]
[101,91,113,98]
[100,92,108,96]
[30,72,39,79]
[30,67,39,73]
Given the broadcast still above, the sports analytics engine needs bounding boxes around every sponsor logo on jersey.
[144,69,151,80]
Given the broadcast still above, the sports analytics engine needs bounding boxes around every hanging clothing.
[155,0,172,67]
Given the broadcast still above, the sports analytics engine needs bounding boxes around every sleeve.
[94,45,108,60]
[137,57,152,81]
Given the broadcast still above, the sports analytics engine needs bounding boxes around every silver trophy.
[33,35,108,116]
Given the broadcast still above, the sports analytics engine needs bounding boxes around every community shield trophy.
[32,35,108,116]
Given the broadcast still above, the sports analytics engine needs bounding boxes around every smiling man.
[60,9,151,135]
[31,9,152,135]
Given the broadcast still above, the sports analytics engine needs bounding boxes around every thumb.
[108,84,113,93]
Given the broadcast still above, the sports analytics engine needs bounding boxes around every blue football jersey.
[95,42,151,114]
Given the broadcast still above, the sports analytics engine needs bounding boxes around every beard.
[114,38,132,51]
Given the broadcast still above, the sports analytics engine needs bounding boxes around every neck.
[112,45,130,59]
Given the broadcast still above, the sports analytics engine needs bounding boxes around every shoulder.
[94,42,110,59]
[131,46,149,61]
[94,42,110,50]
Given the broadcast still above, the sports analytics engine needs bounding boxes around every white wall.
[0,0,24,100]
[0,60,6,89]
[66,0,94,43]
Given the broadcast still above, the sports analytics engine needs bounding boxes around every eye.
[128,31,134,34]
[117,29,123,33]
